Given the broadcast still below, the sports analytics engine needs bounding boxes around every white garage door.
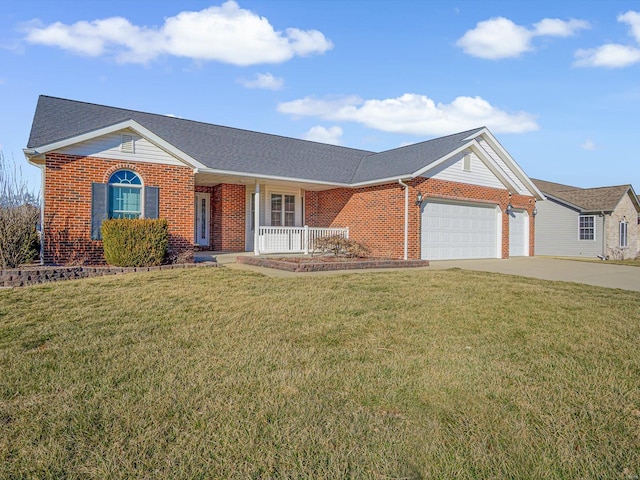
[508,210,529,256]
[421,201,499,260]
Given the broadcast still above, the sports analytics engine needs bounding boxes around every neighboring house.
[24,95,543,265]
[532,178,640,259]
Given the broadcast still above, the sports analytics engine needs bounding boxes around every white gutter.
[397,179,409,260]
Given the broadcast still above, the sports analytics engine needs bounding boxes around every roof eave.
[30,119,209,171]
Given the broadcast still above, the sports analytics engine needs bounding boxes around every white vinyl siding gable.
[477,139,530,195]
[58,129,185,166]
[430,151,505,190]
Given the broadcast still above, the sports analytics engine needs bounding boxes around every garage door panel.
[509,210,528,256]
[422,201,499,260]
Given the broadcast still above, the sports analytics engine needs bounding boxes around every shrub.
[0,204,40,268]
[313,235,371,258]
[0,151,40,268]
[101,218,168,267]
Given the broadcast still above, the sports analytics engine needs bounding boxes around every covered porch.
[193,173,349,255]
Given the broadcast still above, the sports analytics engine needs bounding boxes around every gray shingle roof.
[28,95,486,186]
[351,128,484,183]
[531,178,638,212]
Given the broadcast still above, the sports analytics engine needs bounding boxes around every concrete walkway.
[429,257,640,292]
[195,252,640,292]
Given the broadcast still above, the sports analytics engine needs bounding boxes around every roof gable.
[531,178,640,212]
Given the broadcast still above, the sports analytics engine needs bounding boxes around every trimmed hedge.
[101,218,169,267]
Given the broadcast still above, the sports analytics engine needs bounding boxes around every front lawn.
[1,268,639,479]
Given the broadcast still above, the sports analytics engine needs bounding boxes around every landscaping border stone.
[0,262,220,287]
[237,256,429,272]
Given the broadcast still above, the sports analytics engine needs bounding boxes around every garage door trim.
[421,199,502,260]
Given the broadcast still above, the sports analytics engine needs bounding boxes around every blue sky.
[2,0,640,192]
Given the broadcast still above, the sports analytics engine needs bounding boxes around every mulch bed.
[237,256,429,272]
[0,262,220,288]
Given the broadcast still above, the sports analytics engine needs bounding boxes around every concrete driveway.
[429,257,640,292]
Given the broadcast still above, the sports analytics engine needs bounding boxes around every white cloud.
[457,16,589,59]
[574,44,640,68]
[533,18,590,37]
[619,10,640,42]
[22,1,333,65]
[238,72,283,90]
[302,126,343,145]
[581,139,596,151]
[574,11,640,68]
[278,93,538,136]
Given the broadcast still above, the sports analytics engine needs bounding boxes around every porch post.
[254,182,260,255]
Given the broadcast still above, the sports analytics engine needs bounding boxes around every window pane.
[285,195,295,213]
[620,222,628,247]
[579,215,595,240]
[109,170,141,185]
[110,186,141,218]
[271,194,282,226]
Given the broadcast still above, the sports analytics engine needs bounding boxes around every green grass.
[1,268,639,479]
[554,256,640,267]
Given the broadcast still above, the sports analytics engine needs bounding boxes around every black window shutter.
[91,183,108,240]
[145,186,160,219]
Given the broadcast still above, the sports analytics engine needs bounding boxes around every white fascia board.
[30,120,209,170]
[195,167,350,188]
[23,148,45,166]
[197,166,414,190]
[349,174,415,188]
[475,129,545,200]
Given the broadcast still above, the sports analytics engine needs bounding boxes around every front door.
[194,192,210,247]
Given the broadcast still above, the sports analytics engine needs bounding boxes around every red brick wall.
[306,178,536,259]
[43,153,194,265]
[211,183,246,251]
[306,184,408,259]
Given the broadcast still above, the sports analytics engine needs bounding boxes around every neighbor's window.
[109,170,142,219]
[270,194,296,226]
[579,215,595,240]
[620,221,628,247]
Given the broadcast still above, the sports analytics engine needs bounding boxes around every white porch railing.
[258,226,349,254]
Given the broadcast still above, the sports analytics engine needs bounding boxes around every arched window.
[108,170,142,219]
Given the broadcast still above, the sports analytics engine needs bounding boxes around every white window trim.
[619,220,628,248]
[264,186,302,227]
[578,214,596,241]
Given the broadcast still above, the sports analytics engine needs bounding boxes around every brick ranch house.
[24,95,544,265]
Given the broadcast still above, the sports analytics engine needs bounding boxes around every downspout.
[398,179,409,260]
